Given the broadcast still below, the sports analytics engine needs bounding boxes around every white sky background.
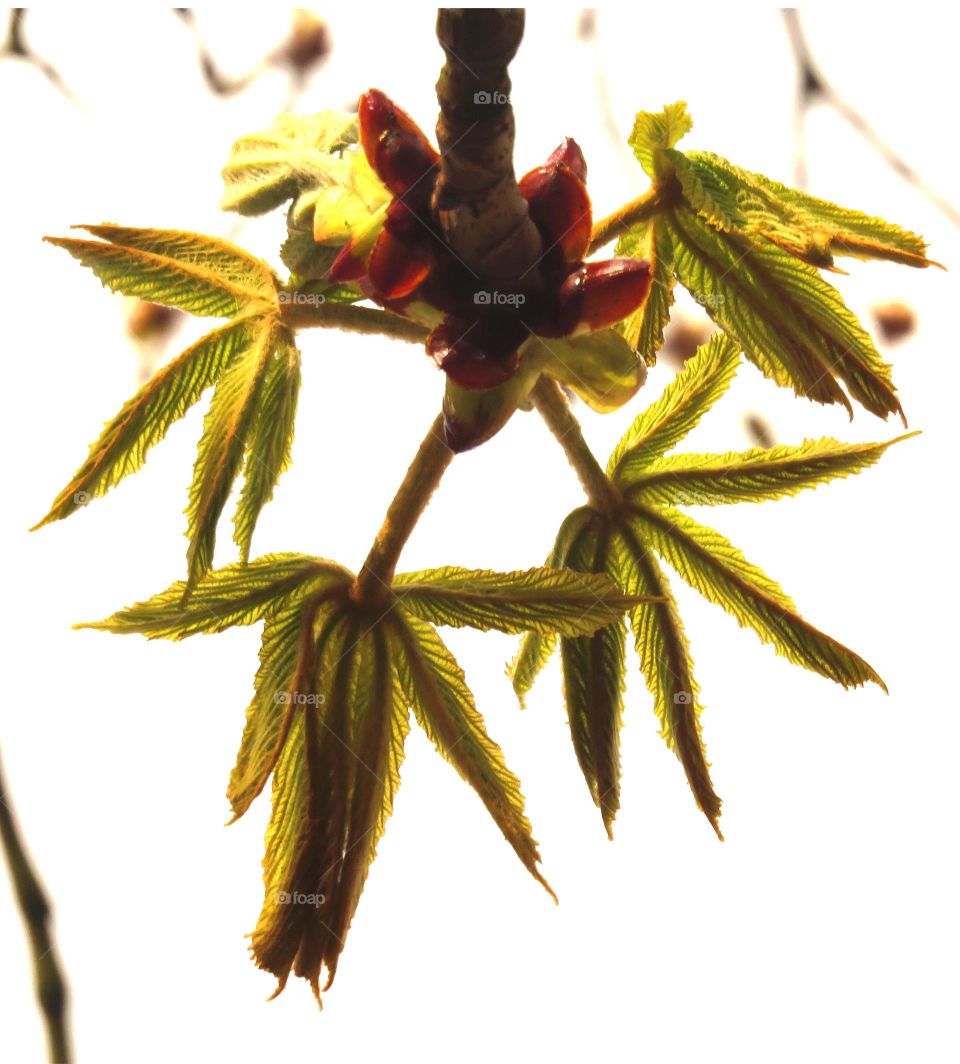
[1,5,958,1061]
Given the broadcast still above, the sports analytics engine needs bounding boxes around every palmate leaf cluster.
[33,96,933,1004]
[615,102,938,421]
[85,559,648,998]
[511,335,913,837]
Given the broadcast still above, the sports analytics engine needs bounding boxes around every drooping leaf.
[251,611,355,1001]
[616,216,676,364]
[622,433,918,505]
[669,149,934,269]
[33,315,255,528]
[234,328,302,563]
[613,520,723,837]
[393,565,645,636]
[507,507,596,707]
[557,511,627,837]
[607,333,741,480]
[228,597,336,821]
[665,207,904,420]
[45,226,278,317]
[320,625,409,987]
[625,504,885,690]
[80,554,350,639]
[184,317,276,588]
[391,609,555,900]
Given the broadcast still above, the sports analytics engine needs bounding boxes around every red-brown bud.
[554,258,652,335]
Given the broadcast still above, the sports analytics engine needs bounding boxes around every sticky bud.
[520,162,592,272]
[358,89,439,197]
[543,137,587,184]
[554,258,652,335]
[368,228,432,300]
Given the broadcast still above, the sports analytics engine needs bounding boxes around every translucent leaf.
[80,554,350,639]
[228,599,337,821]
[524,329,647,413]
[666,207,903,421]
[184,318,276,588]
[33,316,254,529]
[607,333,741,480]
[629,101,693,181]
[391,609,555,900]
[321,625,409,987]
[672,149,934,269]
[612,523,722,837]
[251,612,356,1001]
[234,328,302,563]
[221,111,360,216]
[625,504,885,690]
[394,564,644,636]
[616,217,676,364]
[507,508,595,707]
[623,434,917,505]
[45,226,278,317]
[557,512,627,837]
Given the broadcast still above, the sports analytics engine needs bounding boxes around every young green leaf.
[629,100,693,180]
[320,625,409,988]
[220,111,358,212]
[557,512,627,837]
[251,611,356,1001]
[79,554,350,639]
[612,521,723,837]
[234,328,302,563]
[607,333,741,480]
[624,504,885,690]
[228,599,335,821]
[393,564,646,636]
[45,226,278,317]
[616,217,676,364]
[670,149,934,269]
[32,315,256,529]
[666,207,903,420]
[621,433,918,505]
[507,508,596,707]
[391,609,555,901]
[184,317,276,588]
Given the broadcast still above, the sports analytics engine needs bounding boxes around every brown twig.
[783,10,960,227]
[0,750,72,1063]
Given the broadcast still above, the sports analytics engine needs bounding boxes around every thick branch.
[353,415,455,603]
[433,8,543,284]
[0,751,71,1064]
[531,377,622,513]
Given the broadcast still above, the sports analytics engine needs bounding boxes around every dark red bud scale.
[427,317,525,389]
[368,227,433,300]
[359,89,439,198]
[543,137,588,184]
[554,258,652,336]
[520,162,592,273]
